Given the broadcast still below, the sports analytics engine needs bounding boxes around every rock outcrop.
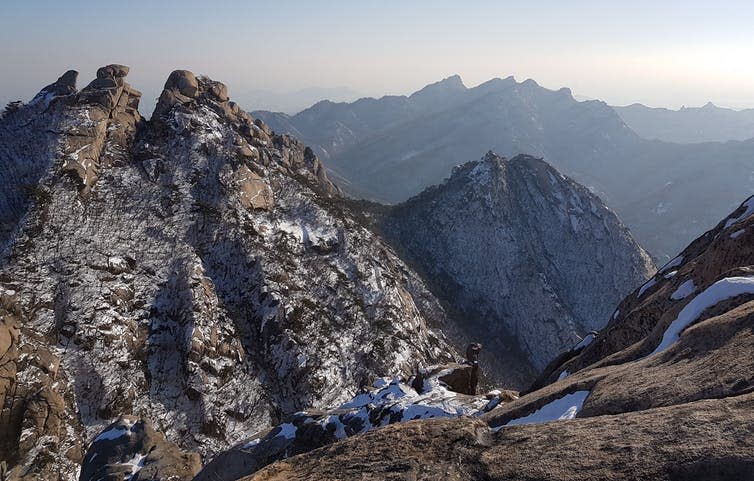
[80,416,201,481]
[242,194,754,481]
[0,66,456,480]
[382,152,655,384]
[195,360,516,481]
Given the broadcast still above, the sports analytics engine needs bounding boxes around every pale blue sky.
[2,0,754,113]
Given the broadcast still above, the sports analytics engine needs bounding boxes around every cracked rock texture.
[0,66,456,480]
[381,152,655,383]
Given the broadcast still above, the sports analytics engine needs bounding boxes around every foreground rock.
[382,152,654,384]
[242,195,754,480]
[195,356,517,481]
[0,66,457,479]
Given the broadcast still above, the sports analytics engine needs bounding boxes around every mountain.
[236,193,754,481]
[614,102,754,143]
[254,75,754,260]
[231,86,363,115]
[0,65,459,480]
[380,152,654,376]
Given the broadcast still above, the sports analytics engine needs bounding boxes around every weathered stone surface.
[80,416,201,481]
[239,195,754,481]
[233,165,273,210]
[245,395,754,481]
[381,152,655,386]
[34,70,78,99]
[96,64,129,79]
[195,369,513,481]
[52,64,143,193]
[0,67,458,480]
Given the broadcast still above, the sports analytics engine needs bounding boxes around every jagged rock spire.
[33,70,78,101]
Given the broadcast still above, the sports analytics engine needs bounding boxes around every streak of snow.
[92,426,129,443]
[637,278,657,298]
[649,276,754,356]
[123,452,147,481]
[573,333,594,350]
[557,370,569,381]
[502,390,590,427]
[724,198,754,228]
[670,280,696,301]
[731,229,746,239]
[274,423,297,440]
[658,256,683,274]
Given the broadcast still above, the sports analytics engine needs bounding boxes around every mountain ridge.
[254,74,754,260]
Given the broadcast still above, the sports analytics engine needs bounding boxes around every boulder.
[96,64,130,79]
[164,70,200,99]
[80,416,200,481]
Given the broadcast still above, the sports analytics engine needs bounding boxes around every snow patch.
[658,256,683,274]
[724,198,754,228]
[557,370,569,381]
[503,390,590,427]
[670,280,696,301]
[242,438,260,449]
[274,423,297,440]
[92,426,130,443]
[123,452,147,481]
[731,229,746,239]
[573,333,594,350]
[637,278,657,298]
[649,276,754,356]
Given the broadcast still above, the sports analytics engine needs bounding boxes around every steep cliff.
[382,152,654,380]
[0,65,457,480]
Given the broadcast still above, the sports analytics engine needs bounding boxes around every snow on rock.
[650,276,754,357]
[638,277,657,298]
[92,425,131,443]
[123,453,147,480]
[557,370,570,381]
[502,390,591,427]
[573,333,595,350]
[664,270,678,279]
[195,369,518,481]
[670,279,696,301]
[658,255,683,274]
[273,423,298,440]
[724,197,754,228]
[731,229,746,239]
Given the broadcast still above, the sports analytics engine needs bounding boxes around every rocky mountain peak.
[382,152,654,384]
[35,69,78,99]
[0,64,456,480]
[408,74,467,107]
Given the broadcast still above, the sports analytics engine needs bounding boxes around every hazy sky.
[2,0,754,114]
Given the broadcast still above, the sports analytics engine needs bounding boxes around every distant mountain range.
[614,102,754,143]
[233,86,363,115]
[254,75,754,260]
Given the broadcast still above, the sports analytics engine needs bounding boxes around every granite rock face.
[382,152,655,383]
[0,66,456,480]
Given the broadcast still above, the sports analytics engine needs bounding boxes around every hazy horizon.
[3,0,754,113]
